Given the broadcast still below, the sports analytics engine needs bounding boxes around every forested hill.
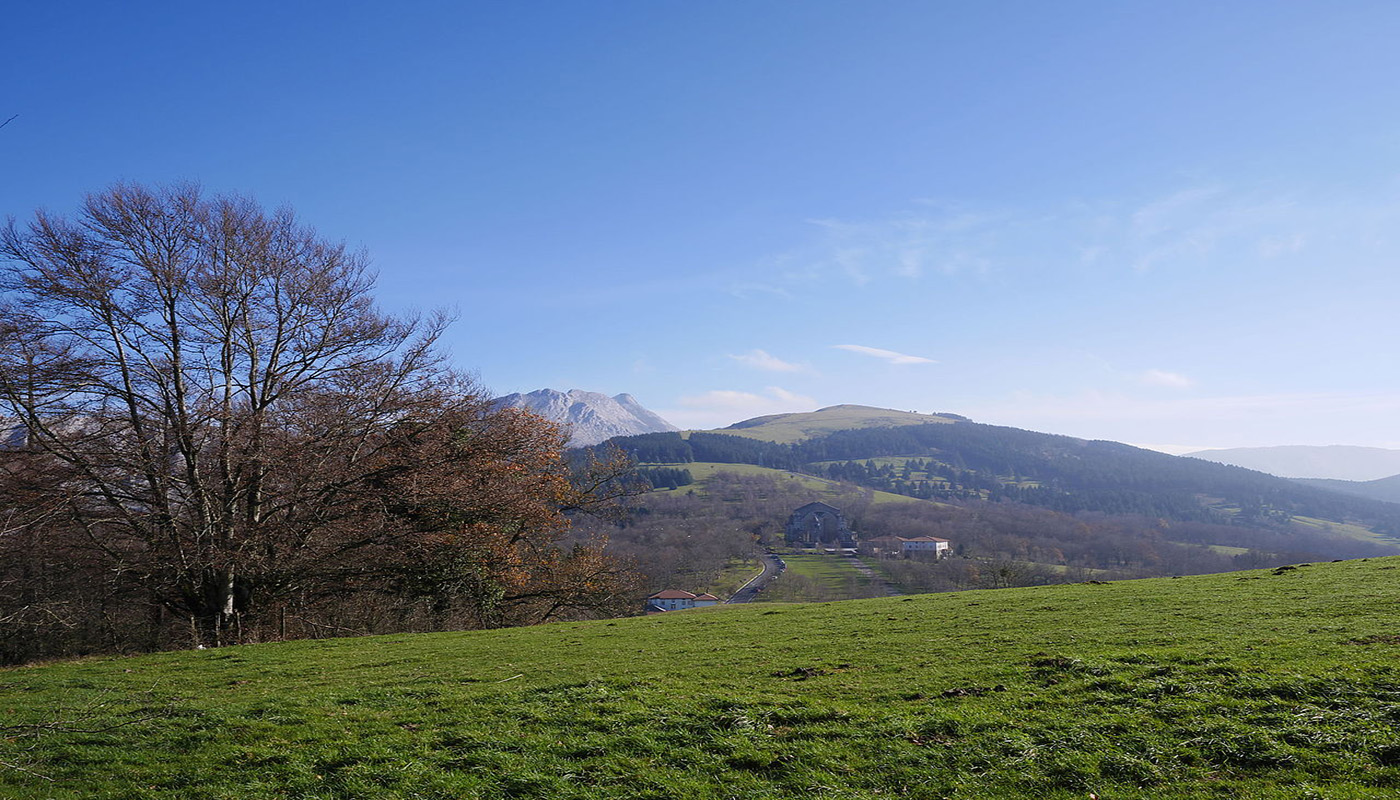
[1293,473,1400,505]
[592,408,1400,542]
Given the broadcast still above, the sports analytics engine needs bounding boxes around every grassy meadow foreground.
[5,559,1400,799]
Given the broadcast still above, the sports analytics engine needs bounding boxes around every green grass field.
[1291,515,1400,547]
[706,557,765,598]
[1190,542,1252,556]
[5,558,1400,798]
[756,554,877,602]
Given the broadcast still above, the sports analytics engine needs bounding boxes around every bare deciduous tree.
[0,184,634,657]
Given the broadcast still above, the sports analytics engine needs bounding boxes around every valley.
[582,405,1400,606]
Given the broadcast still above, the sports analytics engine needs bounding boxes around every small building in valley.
[900,536,951,557]
[860,535,951,558]
[645,590,722,613]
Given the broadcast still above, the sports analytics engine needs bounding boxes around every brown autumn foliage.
[0,183,637,664]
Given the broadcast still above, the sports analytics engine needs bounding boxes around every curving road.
[725,553,784,603]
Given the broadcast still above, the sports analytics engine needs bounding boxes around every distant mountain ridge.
[1185,445,1400,481]
[1293,474,1400,505]
[491,389,677,447]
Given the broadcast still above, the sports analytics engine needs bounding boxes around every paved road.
[726,553,783,604]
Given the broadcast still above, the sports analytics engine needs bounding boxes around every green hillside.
[5,558,1400,798]
[652,461,925,505]
[714,404,961,444]
[597,407,1400,561]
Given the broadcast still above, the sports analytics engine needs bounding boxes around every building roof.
[693,593,721,601]
[648,589,698,600]
[791,501,842,514]
[903,536,950,543]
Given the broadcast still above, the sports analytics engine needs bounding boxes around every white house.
[859,535,951,558]
[645,590,722,613]
[900,536,950,557]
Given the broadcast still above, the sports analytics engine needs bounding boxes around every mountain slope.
[1294,473,1400,504]
[598,406,1400,556]
[611,393,676,434]
[7,558,1400,798]
[492,388,677,447]
[1185,444,1400,481]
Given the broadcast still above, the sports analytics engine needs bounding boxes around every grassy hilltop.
[714,404,960,444]
[4,559,1400,798]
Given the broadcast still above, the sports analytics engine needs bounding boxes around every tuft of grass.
[4,558,1400,798]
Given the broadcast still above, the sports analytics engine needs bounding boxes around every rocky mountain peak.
[491,389,678,448]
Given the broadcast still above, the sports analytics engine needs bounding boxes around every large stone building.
[784,502,856,548]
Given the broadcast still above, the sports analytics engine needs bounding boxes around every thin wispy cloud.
[736,208,1006,295]
[1138,369,1194,389]
[729,281,793,300]
[834,344,937,365]
[1258,233,1306,259]
[834,248,873,286]
[741,180,1400,296]
[729,349,808,373]
[1128,186,1226,240]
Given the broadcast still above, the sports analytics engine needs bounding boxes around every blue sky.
[4,1,1399,451]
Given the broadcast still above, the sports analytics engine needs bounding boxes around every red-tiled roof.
[693,593,721,601]
[903,536,949,543]
[648,589,698,599]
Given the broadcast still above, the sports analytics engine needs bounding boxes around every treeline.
[591,431,799,469]
[637,466,694,490]
[858,500,1390,573]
